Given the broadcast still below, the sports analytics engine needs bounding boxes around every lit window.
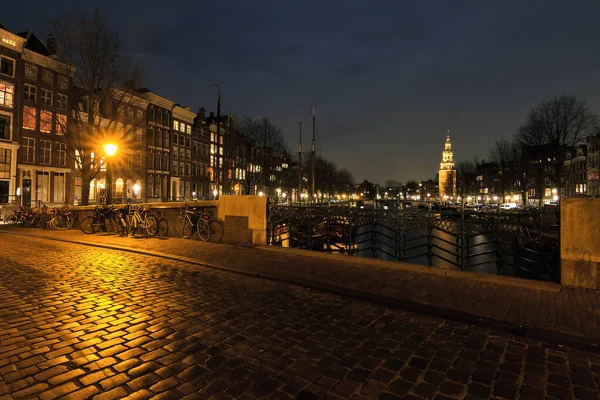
[0,56,15,77]
[186,125,191,134]
[24,63,38,81]
[74,149,81,169]
[173,120,179,131]
[41,89,53,106]
[22,106,37,130]
[219,136,223,145]
[1,38,17,47]
[55,114,66,135]
[40,110,52,133]
[0,81,14,107]
[24,85,36,101]
[210,132,215,142]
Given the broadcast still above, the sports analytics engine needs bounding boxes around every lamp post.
[103,143,118,205]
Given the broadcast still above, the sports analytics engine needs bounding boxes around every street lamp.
[103,143,118,205]
[212,189,218,200]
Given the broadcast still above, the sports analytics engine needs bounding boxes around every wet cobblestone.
[0,234,599,399]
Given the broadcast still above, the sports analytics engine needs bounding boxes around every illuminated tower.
[439,133,456,199]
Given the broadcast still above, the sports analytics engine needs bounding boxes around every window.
[25,63,38,81]
[186,125,191,134]
[179,163,184,176]
[211,144,215,154]
[55,114,66,135]
[24,85,36,101]
[74,149,81,169]
[173,120,179,131]
[219,136,223,145]
[42,70,54,86]
[179,135,185,145]
[41,89,53,106]
[0,114,10,140]
[0,149,11,179]
[186,163,191,176]
[544,188,551,197]
[23,106,36,130]
[57,75,68,91]
[179,148,185,159]
[0,56,15,77]
[163,112,169,126]
[186,149,191,160]
[135,109,143,121]
[154,152,161,170]
[173,161,178,175]
[186,137,191,147]
[127,107,133,120]
[40,140,51,164]
[40,110,52,133]
[54,173,65,202]
[56,93,67,110]
[37,171,50,202]
[173,146,178,160]
[22,138,34,162]
[173,134,178,145]
[163,132,169,148]
[163,154,168,171]
[56,143,66,166]
[210,132,215,142]
[219,146,223,156]
[0,81,14,107]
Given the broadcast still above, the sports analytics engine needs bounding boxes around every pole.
[298,120,302,205]
[214,84,221,198]
[311,105,316,205]
[105,158,112,206]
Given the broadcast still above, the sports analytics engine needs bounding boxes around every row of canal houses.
[0,23,284,207]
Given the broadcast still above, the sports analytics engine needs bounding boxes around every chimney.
[47,34,57,55]
[198,107,206,120]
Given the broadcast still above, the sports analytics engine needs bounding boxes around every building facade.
[438,134,456,199]
[0,24,23,205]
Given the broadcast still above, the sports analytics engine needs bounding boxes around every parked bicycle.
[175,204,211,241]
[80,205,123,234]
[126,205,158,237]
[50,206,75,230]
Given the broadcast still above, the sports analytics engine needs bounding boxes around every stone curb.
[1,229,598,353]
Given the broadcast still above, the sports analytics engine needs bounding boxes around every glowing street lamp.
[103,143,118,205]
[213,189,218,199]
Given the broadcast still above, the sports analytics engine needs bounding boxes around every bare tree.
[516,95,598,190]
[48,10,143,205]
[238,116,287,194]
[456,157,478,199]
[488,138,515,202]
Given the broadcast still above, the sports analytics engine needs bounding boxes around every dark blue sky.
[5,1,600,184]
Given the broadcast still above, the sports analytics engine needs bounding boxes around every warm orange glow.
[104,143,118,157]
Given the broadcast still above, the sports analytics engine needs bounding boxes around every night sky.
[5,1,600,184]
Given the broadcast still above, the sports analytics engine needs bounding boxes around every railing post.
[496,203,503,275]
[460,203,467,270]
[398,212,404,261]
[372,207,377,259]
[326,211,331,252]
[427,206,433,266]
[539,207,545,278]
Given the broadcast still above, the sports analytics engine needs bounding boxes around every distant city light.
[258,191,264,196]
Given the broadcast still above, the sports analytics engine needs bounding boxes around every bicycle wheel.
[175,215,193,238]
[80,216,99,234]
[52,215,69,230]
[196,217,211,242]
[145,215,158,236]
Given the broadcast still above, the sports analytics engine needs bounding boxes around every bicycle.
[175,205,211,241]
[126,205,158,237]
[50,206,74,230]
[80,205,122,234]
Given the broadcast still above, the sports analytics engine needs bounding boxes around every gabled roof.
[17,31,52,56]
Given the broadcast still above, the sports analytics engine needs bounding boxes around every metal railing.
[267,204,560,282]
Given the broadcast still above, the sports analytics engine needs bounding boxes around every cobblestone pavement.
[0,235,599,400]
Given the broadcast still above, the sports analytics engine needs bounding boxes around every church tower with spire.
[439,133,457,199]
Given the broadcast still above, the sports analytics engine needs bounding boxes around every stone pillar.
[561,198,599,289]
[218,195,267,245]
